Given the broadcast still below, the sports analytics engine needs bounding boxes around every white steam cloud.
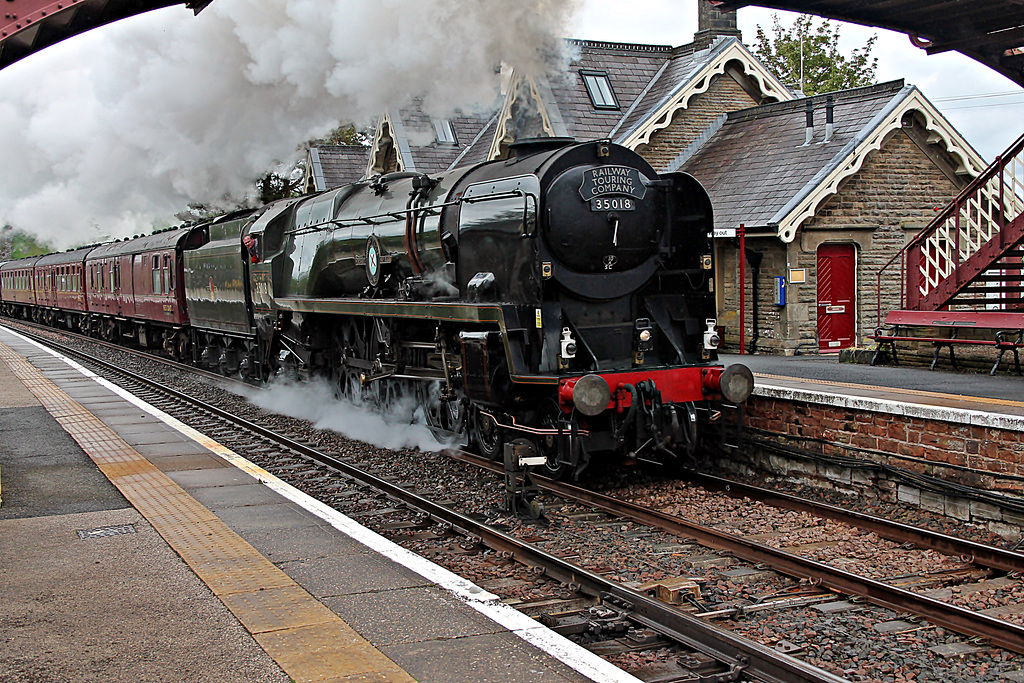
[240,377,451,453]
[0,0,580,248]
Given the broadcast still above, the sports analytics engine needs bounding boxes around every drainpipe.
[745,247,764,354]
[739,224,745,355]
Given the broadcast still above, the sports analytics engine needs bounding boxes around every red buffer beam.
[1,0,210,71]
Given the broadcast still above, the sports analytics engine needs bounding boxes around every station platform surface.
[721,352,1024,428]
[0,325,635,683]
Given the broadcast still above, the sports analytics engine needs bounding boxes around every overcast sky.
[0,0,1020,247]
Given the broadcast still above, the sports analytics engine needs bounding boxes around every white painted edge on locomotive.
[7,326,645,683]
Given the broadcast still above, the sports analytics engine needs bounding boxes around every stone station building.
[680,80,985,354]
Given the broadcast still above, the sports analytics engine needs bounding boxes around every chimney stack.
[824,95,835,143]
[694,1,741,50]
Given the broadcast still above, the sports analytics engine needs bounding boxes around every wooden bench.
[871,310,1023,375]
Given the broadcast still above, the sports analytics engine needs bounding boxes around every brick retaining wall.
[725,392,1024,541]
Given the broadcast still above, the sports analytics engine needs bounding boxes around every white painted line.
[4,327,644,683]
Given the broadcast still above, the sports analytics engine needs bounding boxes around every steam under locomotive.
[1,138,752,485]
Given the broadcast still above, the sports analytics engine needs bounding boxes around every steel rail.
[12,326,848,683]
[466,458,1024,654]
[1,318,252,387]
[683,470,1024,575]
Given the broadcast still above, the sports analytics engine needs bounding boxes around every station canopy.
[711,0,1024,88]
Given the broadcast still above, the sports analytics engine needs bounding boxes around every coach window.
[163,254,172,293]
[581,70,619,110]
[151,256,160,293]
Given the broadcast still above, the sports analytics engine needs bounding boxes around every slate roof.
[539,36,785,146]
[611,38,747,142]
[447,113,499,170]
[308,146,370,190]
[391,102,499,174]
[680,80,914,231]
[547,40,672,141]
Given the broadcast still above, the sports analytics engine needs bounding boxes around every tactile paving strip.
[0,342,415,683]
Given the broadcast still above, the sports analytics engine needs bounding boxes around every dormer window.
[581,70,619,110]
[433,119,457,145]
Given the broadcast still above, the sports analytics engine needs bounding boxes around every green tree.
[0,225,52,259]
[753,14,878,96]
[311,123,371,147]
[254,123,371,204]
[255,170,303,204]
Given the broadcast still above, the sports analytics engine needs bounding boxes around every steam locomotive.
[1,138,752,480]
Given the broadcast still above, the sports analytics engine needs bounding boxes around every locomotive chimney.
[803,99,814,146]
[694,1,741,50]
[824,94,835,143]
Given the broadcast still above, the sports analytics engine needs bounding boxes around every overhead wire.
[934,90,1024,102]
[931,89,1024,111]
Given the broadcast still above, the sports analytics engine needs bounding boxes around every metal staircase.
[878,133,1024,320]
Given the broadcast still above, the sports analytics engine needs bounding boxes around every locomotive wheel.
[473,409,504,461]
[381,379,414,423]
[343,369,365,405]
[539,451,567,480]
[536,402,568,480]
[421,384,467,445]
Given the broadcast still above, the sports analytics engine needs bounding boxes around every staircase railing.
[876,132,1024,324]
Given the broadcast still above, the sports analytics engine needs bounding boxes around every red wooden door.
[817,243,856,352]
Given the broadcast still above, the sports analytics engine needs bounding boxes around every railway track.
[7,319,1024,681]
[6,321,843,683]
[453,453,1024,652]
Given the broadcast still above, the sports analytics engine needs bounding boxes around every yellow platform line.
[0,342,415,683]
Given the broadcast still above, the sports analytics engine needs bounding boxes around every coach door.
[816,243,856,352]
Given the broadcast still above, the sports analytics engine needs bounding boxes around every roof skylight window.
[433,119,457,145]
[581,70,619,109]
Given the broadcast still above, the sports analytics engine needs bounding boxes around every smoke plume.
[239,377,452,453]
[0,0,580,248]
